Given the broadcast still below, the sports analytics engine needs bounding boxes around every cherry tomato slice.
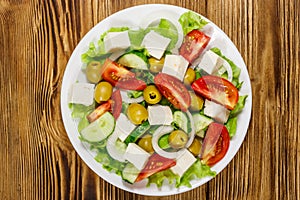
[191,75,239,110]
[200,122,230,166]
[154,73,191,111]
[86,101,111,123]
[179,30,210,63]
[116,78,147,91]
[135,153,176,182]
[100,58,135,86]
[101,58,146,90]
[110,89,122,120]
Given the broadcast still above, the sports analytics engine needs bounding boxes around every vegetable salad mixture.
[69,11,248,188]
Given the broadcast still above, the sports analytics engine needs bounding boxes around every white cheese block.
[69,83,94,106]
[141,30,171,59]
[124,143,151,170]
[104,31,131,53]
[116,113,137,142]
[204,99,230,123]
[162,55,189,81]
[197,50,224,74]
[147,105,173,125]
[171,149,197,177]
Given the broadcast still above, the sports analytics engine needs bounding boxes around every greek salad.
[68,11,248,188]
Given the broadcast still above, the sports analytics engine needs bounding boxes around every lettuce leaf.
[224,95,248,137]
[179,11,208,35]
[69,103,95,118]
[210,47,242,88]
[225,117,238,138]
[81,27,129,64]
[230,95,248,118]
[128,29,148,49]
[148,19,178,51]
[177,159,216,188]
[147,169,180,188]
[69,103,95,132]
[90,139,126,176]
[127,90,143,98]
[146,158,216,188]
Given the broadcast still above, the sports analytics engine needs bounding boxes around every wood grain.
[0,0,299,199]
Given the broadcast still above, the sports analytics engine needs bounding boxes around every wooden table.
[1,0,299,199]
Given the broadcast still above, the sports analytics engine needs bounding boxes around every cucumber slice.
[124,121,150,145]
[122,162,140,184]
[158,134,170,149]
[118,51,149,70]
[192,113,213,137]
[173,111,188,133]
[80,112,115,142]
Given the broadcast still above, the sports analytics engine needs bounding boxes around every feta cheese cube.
[162,55,189,81]
[197,50,224,74]
[124,143,150,170]
[116,113,137,142]
[69,83,94,106]
[147,105,173,125]
[171,149,197,177]
[204,100,230,123]
[104,31,131,53]
[141,30,171,59]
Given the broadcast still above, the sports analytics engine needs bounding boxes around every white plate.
[61,4,252,196]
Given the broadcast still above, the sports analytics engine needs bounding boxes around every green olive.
[138,134,154,153]
[188,138,202,156]
[189,92,204,111]
[184,68,196,86]
[126,103,148,125]
[86,61,102,83]
[168,130,188,149]
[149,57,165,73]
[143,85,162,104]
[94,81,113,103]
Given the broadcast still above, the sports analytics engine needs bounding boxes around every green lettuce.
[179,11,208,35]
[128,29,148,49]
[81,18,180,64]
[81,27,129,64]
[146,158,216,188]
[230,95,248,118]
[148,19,178,51]
[129,18,179,51]
[127,90,143,98]
[225,95,248,137]
[177,159,216,188]
[69,103,95,132]
[147,169,180,188]
[210,47,242,88]
[91,139,126,176]
[225,117,238,138]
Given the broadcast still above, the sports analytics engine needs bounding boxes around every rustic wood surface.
[0,0,299,199]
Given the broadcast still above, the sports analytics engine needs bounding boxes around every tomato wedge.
[154,73,191,111]
[115,78,147,91]
[200,122,230,166]
[191,75,239,110]
[135,153,176,182]
[110,89,122,120]
[86,101,111,123]
[101,58,135,85]
[179,30,210,63]
[101,58,146,90]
